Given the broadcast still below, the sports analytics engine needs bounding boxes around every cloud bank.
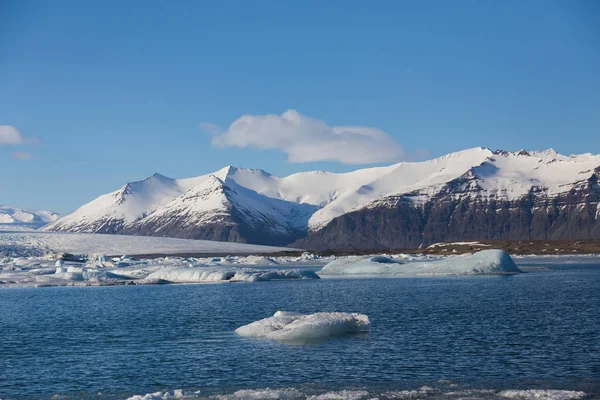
[204,110,406,164]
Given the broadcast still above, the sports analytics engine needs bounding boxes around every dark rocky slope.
[293,168,600,250]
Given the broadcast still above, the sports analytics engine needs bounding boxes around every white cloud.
[12,151,33,161]
[0,126,24,145]
[205,110,406,164]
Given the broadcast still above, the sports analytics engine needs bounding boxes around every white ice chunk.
[235,311,370,343]
[498,389,586,400]
[306,390,370,400]
[127,389,189,400]
[144,266,319,283]
[319,249,521,276]
[221,388,303,399]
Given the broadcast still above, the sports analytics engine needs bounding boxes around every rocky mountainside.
[43,148,600,248]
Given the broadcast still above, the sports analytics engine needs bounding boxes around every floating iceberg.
[235,311,370,343]
[144,266,319,283]
[319,250,521,276]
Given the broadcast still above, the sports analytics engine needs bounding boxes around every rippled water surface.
[1,264,599,399]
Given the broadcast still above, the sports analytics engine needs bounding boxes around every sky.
[1,0,599,213]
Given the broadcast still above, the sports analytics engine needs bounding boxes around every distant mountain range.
[42,147,600,249]
[0,206,59,229]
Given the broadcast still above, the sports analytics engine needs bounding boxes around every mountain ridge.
[0,206,59,228]
[42,147,600,248]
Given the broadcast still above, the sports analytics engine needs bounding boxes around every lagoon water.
[1,262,599,399]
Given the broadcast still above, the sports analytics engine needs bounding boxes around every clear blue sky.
[1,0,598,213]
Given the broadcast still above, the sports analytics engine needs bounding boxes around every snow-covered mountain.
[43,147,600,248]
[0,206,59,229]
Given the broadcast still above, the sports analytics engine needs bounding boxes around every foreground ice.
[235,311,370,343]
[126,387,588,400]
[497,390,586,400]
[319,250,521,276]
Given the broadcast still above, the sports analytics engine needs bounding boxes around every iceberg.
[144,266,319,283]
[235,311,370,343]
[319,249,521,276]
[54,267,129,282]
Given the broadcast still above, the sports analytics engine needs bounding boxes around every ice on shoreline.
[318,250,521,276]
[0,260,320,288]
[235,311,370,343]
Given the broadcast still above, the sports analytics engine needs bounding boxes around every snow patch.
[427,241,491,248]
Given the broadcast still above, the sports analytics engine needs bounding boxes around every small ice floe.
[216,388,303,399]
[319,249,521,276]
[235,311,370,343]
[126,389,198,400]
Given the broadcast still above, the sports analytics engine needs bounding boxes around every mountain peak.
[149,172,172,180]
[213,165,238,180]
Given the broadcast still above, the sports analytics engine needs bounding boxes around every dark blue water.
[1,266,599,399]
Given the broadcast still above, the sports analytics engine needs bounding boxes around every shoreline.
[257,239,600,258]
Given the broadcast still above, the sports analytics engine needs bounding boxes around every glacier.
[318,250,521,276]
[0,231,295,258]
[235,311,370,343]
